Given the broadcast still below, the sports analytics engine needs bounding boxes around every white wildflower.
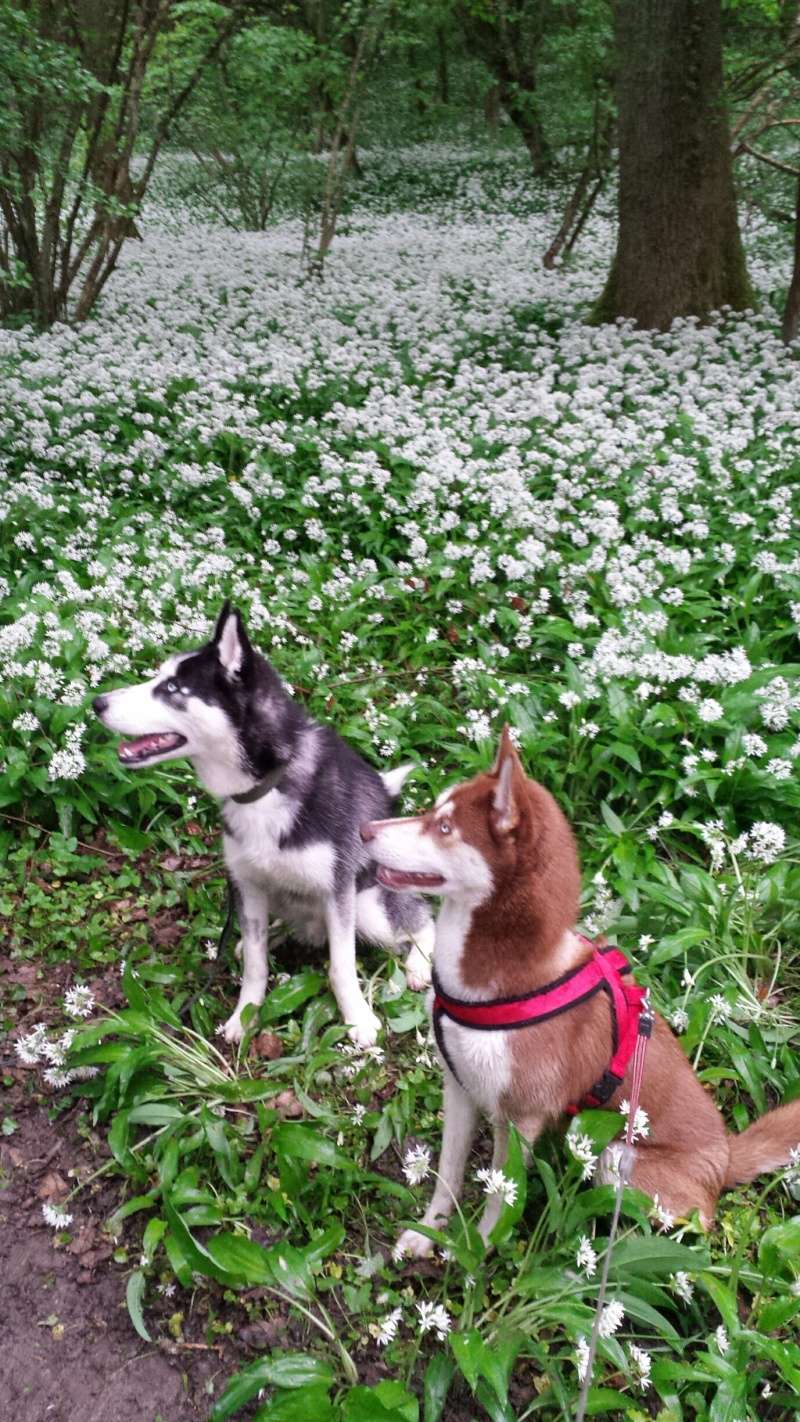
[402,1144,432,1186]
[416,1300,451,1340]
[598,1300,625,1338]
[567,1132,598,1182]
[670,1271,694,1302]
[64,984,95,1019]
[576,1236,598,1277]
[628,1343,652,1391]
[475,1167,518,1206]
[42,1202,73,1229]
[376,1307,403,1346]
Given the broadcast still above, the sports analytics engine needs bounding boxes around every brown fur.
[446,728,800,1223]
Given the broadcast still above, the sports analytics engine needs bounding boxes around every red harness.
[432,938,648,1114]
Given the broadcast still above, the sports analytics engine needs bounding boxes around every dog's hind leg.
[598,1142,722,1227]
[396,1070,479,1260]
[327,886,381,1048]
[355,887,433,990]
[223,875,269,1044]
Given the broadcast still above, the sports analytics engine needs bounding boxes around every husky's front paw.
[395,1227,435,1261]
[404,944,431,992]
[347,1009,381,1049]
[222,1011,245,1043]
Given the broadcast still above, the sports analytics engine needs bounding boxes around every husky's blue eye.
[165,679,179,694]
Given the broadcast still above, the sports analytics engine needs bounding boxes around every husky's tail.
[725,1100,800,1186]
[380,764,415,801]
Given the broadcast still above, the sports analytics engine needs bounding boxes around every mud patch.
[0,1099,225,1422]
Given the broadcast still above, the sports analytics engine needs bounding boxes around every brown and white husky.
[361,727,800,1257]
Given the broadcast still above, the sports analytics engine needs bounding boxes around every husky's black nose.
[92,695,109,717]
[359,821,377,843]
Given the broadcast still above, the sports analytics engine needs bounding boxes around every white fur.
[367,817,494,898]
[100,667,431,1047]
[381,763,414,798]
[216,611,244,677]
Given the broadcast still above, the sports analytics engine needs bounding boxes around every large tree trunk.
[595,0,752,329]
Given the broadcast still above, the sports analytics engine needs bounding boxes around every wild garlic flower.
[475,1167,518,1205]
[42,1202,73,1229]
[575,1236,598,1277]
[64,984,95,1019]
[669,1271,694,1303]
[598,1300,625,1338]
[402,1144,432,1186]
[376,1307,403,1346]
[567,1133,598,1182]
[628,1344,652,1391]
[416,1301,451,1340]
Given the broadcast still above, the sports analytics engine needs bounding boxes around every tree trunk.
[594,0,752,329]
[782,173,800,343]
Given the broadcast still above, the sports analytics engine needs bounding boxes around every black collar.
[230,765,285,805]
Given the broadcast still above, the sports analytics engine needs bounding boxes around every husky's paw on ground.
[395,1227,436,1260]
[347,1007,381,1049]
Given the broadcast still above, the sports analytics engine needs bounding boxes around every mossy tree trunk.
[594,0,753,330]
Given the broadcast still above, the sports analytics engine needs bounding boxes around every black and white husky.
[93,604,433,1046]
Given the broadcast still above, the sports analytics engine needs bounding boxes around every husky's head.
[93,603,290,794]
[360,726,580,916]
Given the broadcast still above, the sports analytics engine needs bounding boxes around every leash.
[179,877,239,1020]
[574,993,653,1422]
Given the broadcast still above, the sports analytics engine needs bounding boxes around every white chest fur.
[431,897,511,1118]
[223,790,335,896]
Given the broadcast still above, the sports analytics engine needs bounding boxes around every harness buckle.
[583,1068,623,1106]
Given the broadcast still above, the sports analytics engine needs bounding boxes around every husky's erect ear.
[213,602,252,680]
[491,725,526,835]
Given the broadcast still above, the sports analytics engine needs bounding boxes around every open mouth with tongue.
[376,865,445,890]
[118,733,187,765]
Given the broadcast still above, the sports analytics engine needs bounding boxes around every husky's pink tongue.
[118,733,185,762]
[377,866,445,890]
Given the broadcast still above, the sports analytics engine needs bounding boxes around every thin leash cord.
[574,1002,652,1422]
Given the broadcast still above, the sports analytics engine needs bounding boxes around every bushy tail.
[725,1100,800,1186]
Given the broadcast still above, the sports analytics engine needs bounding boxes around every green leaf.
[205,1231,276,1286]
[163,1198,233,1285]
[254,1386,335,1422]
[210,1355,335,1422]
[126,1270,151,1342]
[600,801,625,835]
[608,741,641,772]
[423,1353,454,1422]
[341,1379,419,1421]
[758,1218,800,1279]
[272,1122,354,1170]
[259,972,326,1022]
[128,1103,186,1125]
[610,1235,709,1278]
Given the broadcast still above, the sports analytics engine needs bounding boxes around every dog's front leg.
[396,1069,478,1260]
[223,875,269,1043]
[326,886,381,1048]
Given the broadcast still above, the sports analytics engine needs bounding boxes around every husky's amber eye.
[439,819,452,835]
